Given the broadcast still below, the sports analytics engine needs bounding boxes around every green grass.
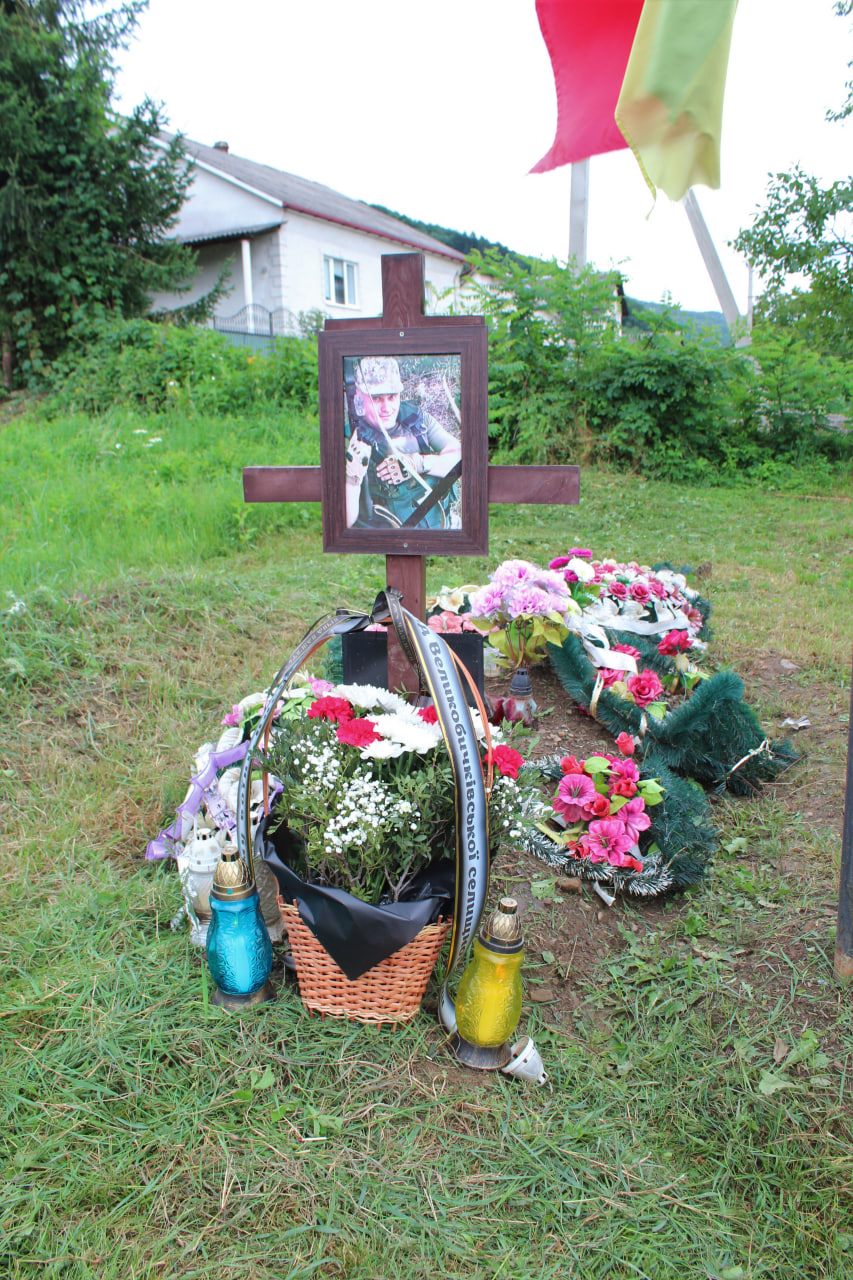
[1,401,852,1277]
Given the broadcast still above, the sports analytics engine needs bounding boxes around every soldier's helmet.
[355,356,403,396]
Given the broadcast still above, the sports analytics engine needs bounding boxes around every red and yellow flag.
[532,0,739,201]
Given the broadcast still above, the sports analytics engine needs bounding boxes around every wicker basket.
[277,897,451,1026]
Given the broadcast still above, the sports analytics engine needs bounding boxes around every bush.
[470,250,852,484]
[47,318,319,416]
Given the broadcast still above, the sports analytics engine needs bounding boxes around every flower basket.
[229,590,533,1031]
[277,897,451,1025]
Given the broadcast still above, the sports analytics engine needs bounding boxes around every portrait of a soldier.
[344,356,462,530]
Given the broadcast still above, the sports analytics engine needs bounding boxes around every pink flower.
[608,581,628,600]
[221,704,242,727]
[506,585,552,618]
[619,797,651,844]
[336,717,381,748]
[308,677,334,695]
[488,745,524,779]
[610,758,639,783]
[626,669,664,708]
[616,732,636,756]
[428,611,464,633]
[579,818,634,862]
[308,696,353,723]
[686,605,704,629]
[629,581,653,604]
[548,556,572,570]
[606,848,644,872]
[468,583,505,618]
[648,577,667,599]
[612,643,641,661]
[599,667,623,689]
[568,548,592,559]
[492,559,538,590]
[658,629,692,656]
[553,772,598,822]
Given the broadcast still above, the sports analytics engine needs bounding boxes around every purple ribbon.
[145,741,250,860]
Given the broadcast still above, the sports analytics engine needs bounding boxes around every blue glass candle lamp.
[205,844,274,1010]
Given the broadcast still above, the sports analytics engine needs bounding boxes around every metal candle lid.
[479,897,523,952]
[211,846,255,902]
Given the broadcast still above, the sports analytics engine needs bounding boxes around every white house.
[153,136,471,335]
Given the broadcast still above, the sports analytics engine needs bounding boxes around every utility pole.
[569,159,589,267]
[682,189,749,346]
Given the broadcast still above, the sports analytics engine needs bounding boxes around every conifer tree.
[0,0,199,385]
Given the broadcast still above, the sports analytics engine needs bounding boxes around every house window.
[324,256,357,306]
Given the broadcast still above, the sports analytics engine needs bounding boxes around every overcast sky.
[115,0,853,315]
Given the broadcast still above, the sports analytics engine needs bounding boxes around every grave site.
[3,248,851,1278]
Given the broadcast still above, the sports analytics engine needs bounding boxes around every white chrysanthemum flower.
[371,714,441,754]
[360,739,405,760]
[332,683,410,716]
[568,557,596,583]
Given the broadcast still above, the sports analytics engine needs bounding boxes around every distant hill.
[368,205,525,264]
[623,297,730,345]
[370,204,730,342]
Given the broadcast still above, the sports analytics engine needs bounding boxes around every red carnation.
[308,696,353,724]
[418,705,439,724]
[336,717,381,748]
[488,745,524,779]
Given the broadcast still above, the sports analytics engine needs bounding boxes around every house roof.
[179,136,468,264]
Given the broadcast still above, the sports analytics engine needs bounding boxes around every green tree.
[464,249,620,461]
[0,0,201,386]
[733,2,853,357]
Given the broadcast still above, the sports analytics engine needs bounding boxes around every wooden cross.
[243,254,579,692]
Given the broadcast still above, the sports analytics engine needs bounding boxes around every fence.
[213,305,309,352]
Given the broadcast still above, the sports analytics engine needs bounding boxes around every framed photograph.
[318,323,489,555]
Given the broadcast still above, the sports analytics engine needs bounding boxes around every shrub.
[47,318,319,416]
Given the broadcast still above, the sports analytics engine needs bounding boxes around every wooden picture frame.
[318,324,488,556]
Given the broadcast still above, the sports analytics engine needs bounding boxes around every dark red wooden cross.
[243,254,579,692]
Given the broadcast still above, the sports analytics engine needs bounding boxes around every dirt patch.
[477,660,846,1038]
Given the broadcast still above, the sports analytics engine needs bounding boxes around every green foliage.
[47,316,319,414]
[733,6,853,357]
[0,0,203,385]
[733,166,853,358]
[465,249,620,462]
[471,250,853,483]
[583,324,735,478]
[734,326,853,461]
